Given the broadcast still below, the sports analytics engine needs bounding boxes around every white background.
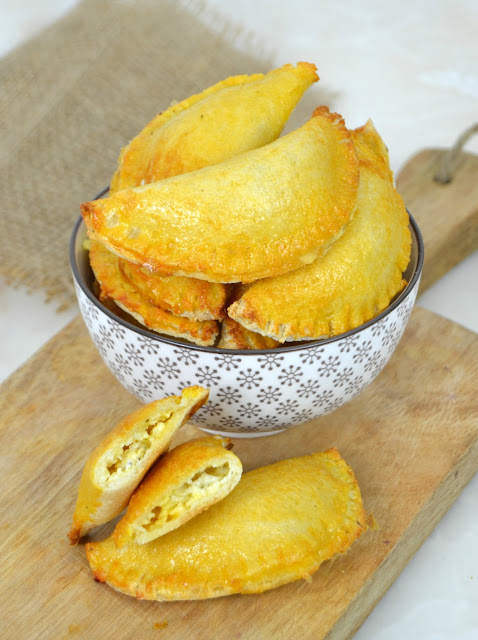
[0,1,477,638]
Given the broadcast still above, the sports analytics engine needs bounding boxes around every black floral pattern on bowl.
[71,206,423,437]
[73,277,419,437]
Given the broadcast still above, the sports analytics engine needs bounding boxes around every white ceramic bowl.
[70,212,423,437]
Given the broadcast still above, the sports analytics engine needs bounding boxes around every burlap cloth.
[0,0,274,309]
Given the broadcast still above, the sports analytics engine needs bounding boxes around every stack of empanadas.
[228,121,411,341]
[85,447,367,601]
[68,388,367,600]
[81,62,411,347]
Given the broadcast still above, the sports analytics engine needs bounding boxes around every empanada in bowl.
[228,120,411,341]
[104,63,318,326]
[110,62,318,192]
[89,240,219,346]
[68,386,208,544]
[218,315,280,350]
[86,448,366,600]
[118,258,228,322]
[81,106,359,283]
[113,436,242,547]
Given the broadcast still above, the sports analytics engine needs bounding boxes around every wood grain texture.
[0,310,477,640]
[396,147,478,292]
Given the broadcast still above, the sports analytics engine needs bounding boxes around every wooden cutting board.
[1,147,478,640]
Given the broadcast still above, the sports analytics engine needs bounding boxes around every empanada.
[110,62,319,192]
[68,386,208,545]
[85,448,366,600]
[218,316,280,350]
[113,436,242,547]
[81,106,359,283]
[106,64,318,321]
[119,258,228,321]
[89,240,219,346]
[228,120,411,341]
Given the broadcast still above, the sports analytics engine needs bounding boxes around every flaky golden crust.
[88,241,219,346]
[68,387,208,544]
[113,436,242,547]
[353,119,390,168]
[85,448,367,600]
[81,106,359,283]
[86,449,367,600]
[218,316,280,350]
[110,62,318,193]
[119,258,228,322]
[107,64,317,322]
[228,120,411,341]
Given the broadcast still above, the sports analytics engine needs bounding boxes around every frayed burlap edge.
[0,0,274,310]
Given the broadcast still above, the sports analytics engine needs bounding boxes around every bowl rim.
[70,192,424,355]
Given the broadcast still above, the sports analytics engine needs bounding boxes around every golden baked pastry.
[218,316,280,350]
[89,240,219,346]
[119,258,228,321]
[228,120,411,341]
[68,386,208,544]
[113,436,242,547]
[81,106,359,283]
[110,62,319,192]
[85,448,367,600]
[106,64,317,323]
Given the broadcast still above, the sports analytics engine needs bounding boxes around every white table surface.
[1,1,477,638]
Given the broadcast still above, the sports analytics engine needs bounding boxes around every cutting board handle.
[396,125,478,292]
[434,122,478,184]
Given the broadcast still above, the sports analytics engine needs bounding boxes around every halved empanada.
[85,448,367,600]
[89,240,219,346]
[119,258,228,322]
[113,436,242,547]
[228,120,411,341]
[81,106,359,283]
[110,62,318,192]
[68,386,208,545]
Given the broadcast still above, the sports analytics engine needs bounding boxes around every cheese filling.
[98,411,174,485]
[137,462,230,535]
